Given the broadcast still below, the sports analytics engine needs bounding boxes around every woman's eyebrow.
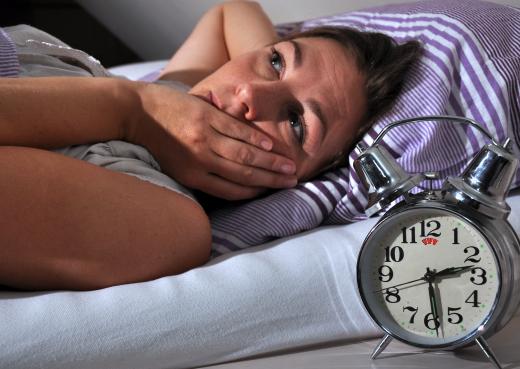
[287,40,302,68]
[308,98,328,132]
[306,98,327,153]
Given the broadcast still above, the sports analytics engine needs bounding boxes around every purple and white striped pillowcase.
[394,1,520,158]
[362,0,512,17]
[432,3,520,134]
[497,61,520,187]
[211,189,322,252]
[0,29,19,77]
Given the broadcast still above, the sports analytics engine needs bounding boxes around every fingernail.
[260,140,272,150]
[281,164,295,174]
[286,177,298,187]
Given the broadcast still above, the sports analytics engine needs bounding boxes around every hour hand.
[433,265,473,278]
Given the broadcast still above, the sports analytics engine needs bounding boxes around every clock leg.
[475,337,502,369]
[371,334,393,359]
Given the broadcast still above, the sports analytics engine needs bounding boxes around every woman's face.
[190,37,367,181]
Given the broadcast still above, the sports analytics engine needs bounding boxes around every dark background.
[2,0,141,67]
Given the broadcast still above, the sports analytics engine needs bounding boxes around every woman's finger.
[209,134,296,175]
[209,113,274,151]
[207,151,297,189]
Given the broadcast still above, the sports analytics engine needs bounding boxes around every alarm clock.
[354,116,520,369]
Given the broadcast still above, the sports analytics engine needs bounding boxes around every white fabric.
[109,60,167,80]
[2,192,520,369]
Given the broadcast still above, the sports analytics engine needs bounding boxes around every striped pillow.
[209,0,520,256]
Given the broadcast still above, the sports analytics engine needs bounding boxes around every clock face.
[357,207,500,347]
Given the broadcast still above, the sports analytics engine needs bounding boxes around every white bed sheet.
[108,60,166,80]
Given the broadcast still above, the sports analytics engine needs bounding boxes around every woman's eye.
[289,111,305,145]
[270,48,283,75]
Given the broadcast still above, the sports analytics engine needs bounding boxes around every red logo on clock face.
[422,237,438,245]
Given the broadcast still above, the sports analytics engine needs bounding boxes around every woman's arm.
[159,1,278,86]
[0,77,133,149]
[0,146,211,291]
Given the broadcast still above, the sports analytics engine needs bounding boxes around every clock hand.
[373,276,426,293]
[426,268,440,337]
[433,265,473,278]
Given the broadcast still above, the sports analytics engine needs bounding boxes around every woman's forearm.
[0,77,138,149]
[160,1,277,85]
[222,1,278,58]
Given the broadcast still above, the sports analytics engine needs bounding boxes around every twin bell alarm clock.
[354,116,520,369]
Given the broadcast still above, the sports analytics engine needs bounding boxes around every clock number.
[470,267,487,285]
[465,290,481,307]
[452,228,459,244]
[424,312,440,331]
[401,226,417,244]
[384,246,404,262]
[447,307,463,324]
[420,220,441,237]
[378,265,393,282]
[402,306,419,324]
[464,246,481,263]
[385,287,401,304]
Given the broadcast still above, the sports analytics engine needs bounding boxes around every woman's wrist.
[123,81,185,163]
[119,79,152,145]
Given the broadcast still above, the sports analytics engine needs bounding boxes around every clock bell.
[353,115,519,218]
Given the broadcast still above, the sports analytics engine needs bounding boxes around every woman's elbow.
[99,195,213,290]
[173,201,213,272]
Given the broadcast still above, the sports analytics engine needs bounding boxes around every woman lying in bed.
[0,1,420,290]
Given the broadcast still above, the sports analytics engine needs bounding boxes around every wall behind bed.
[76,0,520,62]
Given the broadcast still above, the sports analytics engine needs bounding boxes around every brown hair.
[283,26,422,171]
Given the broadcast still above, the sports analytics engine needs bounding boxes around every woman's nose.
[235,82,275,121]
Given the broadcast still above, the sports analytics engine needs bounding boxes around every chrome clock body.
[354,116,520,369]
